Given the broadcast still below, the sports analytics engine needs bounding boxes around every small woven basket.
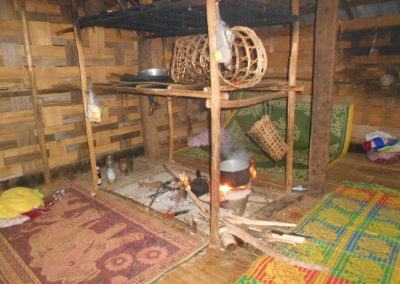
[247,115,288,162]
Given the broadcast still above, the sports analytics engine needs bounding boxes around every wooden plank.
[206,91,287,109]
[19,0,51,184]
[308,0,340,195]
[167,97,174,161]
[286,0,299,192]
[71,0,98,193]
[343,14,400,31]
[206,0,221,246]
[250,193,305,219]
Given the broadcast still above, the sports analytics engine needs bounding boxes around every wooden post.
[206,0,221,245]
[285,0,299,192]
[308,0,340,195]
[167,98,174,161]
[162,37,174,162]
[71,0,98,192]
[138,32,161,159]
[18,0,51,184]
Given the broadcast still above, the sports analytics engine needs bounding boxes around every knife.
[163,210,190,218]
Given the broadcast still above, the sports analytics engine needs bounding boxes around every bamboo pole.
[18,0,51,184]
[285,0,299,192]
[206,0,221,245]
[71,0,98,192]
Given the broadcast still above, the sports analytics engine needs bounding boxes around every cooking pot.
[220,159,251,188]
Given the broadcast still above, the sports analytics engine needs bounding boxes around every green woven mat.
[176,92,353,182]
[236,182,400,283]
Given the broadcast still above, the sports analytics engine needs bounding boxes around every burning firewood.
[180,171,210,219]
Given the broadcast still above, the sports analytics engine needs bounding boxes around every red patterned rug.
[0,183,207,284]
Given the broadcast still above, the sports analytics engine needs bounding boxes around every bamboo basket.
[247,115,287,162]
[171,26,267,88]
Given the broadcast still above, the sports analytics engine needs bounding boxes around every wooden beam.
[138,33,160,159]
[341,0,354,20]
[308,0,340,196]
[167,98,174,161]
[18,0,51,184]
[286,0,299,192]
[343,14,400,31]
[206,0,221,246]
[71,0,98,193]
[205,91,287,109]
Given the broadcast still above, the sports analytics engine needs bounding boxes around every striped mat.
[236,182,400,283]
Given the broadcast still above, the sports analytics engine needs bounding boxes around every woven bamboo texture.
[247,115,287,161]
[171,26,267,88]
[0,0,207,181]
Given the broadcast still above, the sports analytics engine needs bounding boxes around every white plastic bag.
[86,83,104,123]
[215,2,234,70]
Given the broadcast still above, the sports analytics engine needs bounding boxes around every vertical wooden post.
[167,98,174,161]
[285,0,299,192]
[71,0,98,192]
[162,37,174,162]
[308,0,340,195]
[206,0,221,245]
[18,0,51,184]
[138,32,161,159]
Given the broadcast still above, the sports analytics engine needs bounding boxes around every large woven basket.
[247,115,288,162]
[171,26,267,88]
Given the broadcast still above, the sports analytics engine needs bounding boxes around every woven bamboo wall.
[0,0,208,182]
[258,15,400,143]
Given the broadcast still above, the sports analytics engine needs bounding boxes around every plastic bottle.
[105,155,116,185]
[96,166,102,185]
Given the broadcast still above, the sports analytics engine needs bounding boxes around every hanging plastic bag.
[86,83,104,123]
[215,2,235,70]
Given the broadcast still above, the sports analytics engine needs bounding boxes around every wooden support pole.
[138,33,161,159]
[18,0,51,184]
[308,0,340,195]
[162,37,174,162]
[285,0,299,192]
[71,0,98,192]
[167,97,174,161]
[206,0,221,245]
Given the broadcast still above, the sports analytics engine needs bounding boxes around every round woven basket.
[247,115,287,162]
[171,26,267,88]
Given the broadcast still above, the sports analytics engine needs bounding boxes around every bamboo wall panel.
[0,0,146,181]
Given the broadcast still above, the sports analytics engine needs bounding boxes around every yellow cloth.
[0,187,44,219]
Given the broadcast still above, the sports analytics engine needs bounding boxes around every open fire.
[179,161,257,203]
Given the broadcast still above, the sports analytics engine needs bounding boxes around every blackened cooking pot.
[220,159,250,188]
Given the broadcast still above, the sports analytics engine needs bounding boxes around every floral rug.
[236,182,400,283]
[176,92,353,182]
[0,183,207,284]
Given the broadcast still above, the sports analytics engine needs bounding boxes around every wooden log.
[286,0,299,192]
[71,0,98,193]
[219,226,238,253]
[138,33,160,159]
[205,91,287,109]
[308,0,340,195]
[206,0,221,246]
[250,193,304,219]
[223,220,330,272]
[223,216,297,227]
[18,0,51,184]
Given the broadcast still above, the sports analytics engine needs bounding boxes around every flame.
[180,171,191,191]
[219,184,234,201]
[250,160,257,179]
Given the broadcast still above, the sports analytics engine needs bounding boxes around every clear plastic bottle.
[96,166,102,185]
[105,155,116,185]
